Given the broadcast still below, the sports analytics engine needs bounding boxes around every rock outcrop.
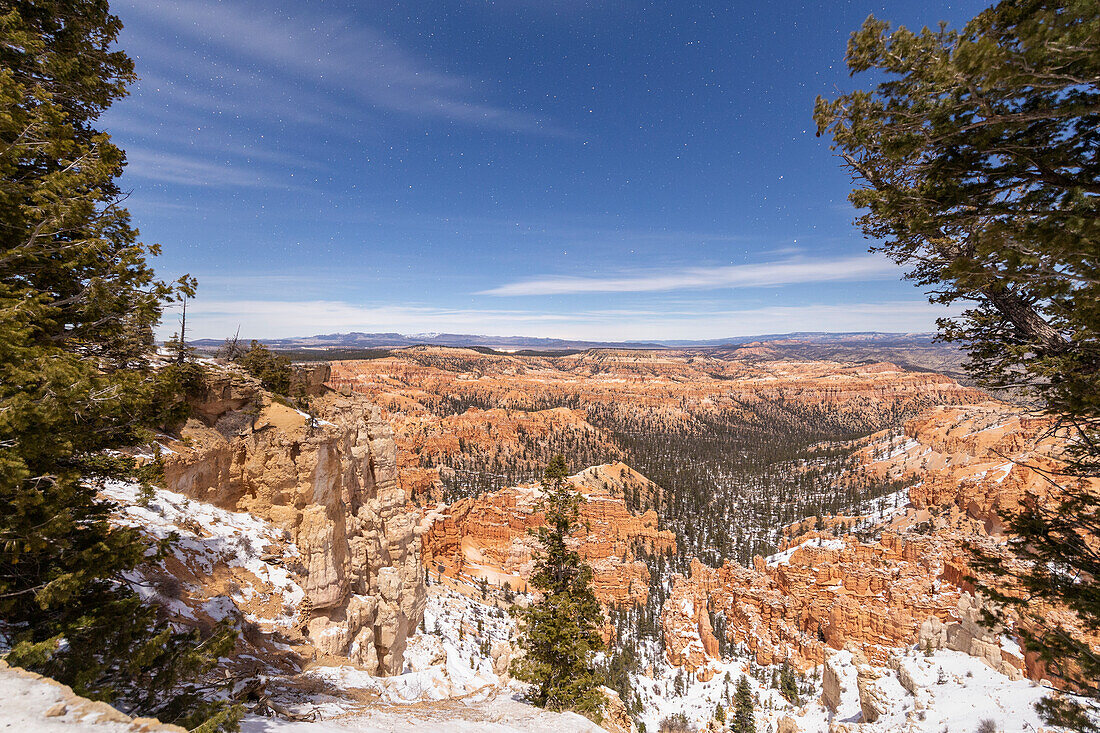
[777,716,800,733]
[918,595,1024,680]
[856,664,889,723]
[0,660,185,733]
[420,463,676,607]
[161,368,425,675]
[599,686,635,733]
[0,660,184,726]
[821,654,844,712]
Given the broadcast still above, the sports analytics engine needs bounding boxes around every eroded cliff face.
[420,462,676,607]
[327,349,987,501]
[660,402,1098,684]
[161,369,425,675]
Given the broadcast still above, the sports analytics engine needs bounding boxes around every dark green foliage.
[733,675,755,733]
[236,340,293,395]
[152,360,208,429]
[0,1,237,728]
[779,663,800,705]
[511,455,606,720]
[815,2,1099,728]
[600,608,643,723]
[164,275,198,364]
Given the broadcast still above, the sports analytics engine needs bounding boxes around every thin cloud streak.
[479,255,900,296]
[123,148,294,189]
[116,0,561,135]
[171,298,957,342]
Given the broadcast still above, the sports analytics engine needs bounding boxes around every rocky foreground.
[0,657,608,733]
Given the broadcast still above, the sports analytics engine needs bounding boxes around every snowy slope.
[0,661,183,733]
[246,585,611,732]
[626,644,1057,733]
[101,480,307,630]
[239,696,607,733]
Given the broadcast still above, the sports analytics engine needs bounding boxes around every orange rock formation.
[420,463,676,607]
[325,348,987,499]
[661,402,1097,682]
[160,368,426,675]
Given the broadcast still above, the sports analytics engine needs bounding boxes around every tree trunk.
[980,284,1068,355]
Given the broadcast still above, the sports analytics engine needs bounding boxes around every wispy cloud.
[479,255,900,296]
[171,297,956,342]
[123,148,293,188]
[116,0,560,135]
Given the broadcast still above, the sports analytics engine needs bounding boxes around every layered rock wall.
[327,349,987,500]
[162,370,425,674]
[421,462,676,607]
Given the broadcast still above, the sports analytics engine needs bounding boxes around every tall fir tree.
[778,662,800,705]
[733,675,756,733]
[511,454,606,720]
[0,1,238,729]
[814,2,1098,728]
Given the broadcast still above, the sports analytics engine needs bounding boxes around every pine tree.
[733,675,756,733]
[164,275,198,364]
[814,2,1099,728]
[779,662,800,705]
[0,2,238,729]
[511,455,606,720]
[236,340,293,396]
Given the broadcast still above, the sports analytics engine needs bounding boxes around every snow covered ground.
[626,642,1060,733]
[304,583,516,706]
[0,658,604,733]
[0,661,181,733]
[239,694,606,733]
[0,583,610,733]
[627,634,808,733]
[801,647,1054,733]
[80,475,1078,733]
[765,537,846,567]
[101,480,307,629]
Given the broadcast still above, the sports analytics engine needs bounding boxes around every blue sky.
[105,0,989,341]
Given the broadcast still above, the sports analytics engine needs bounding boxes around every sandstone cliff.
[160,368,425,675]
[420,462,676,607]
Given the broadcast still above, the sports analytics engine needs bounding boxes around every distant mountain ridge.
[191,330,945,352]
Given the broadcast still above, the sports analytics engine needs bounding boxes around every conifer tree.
[0,1,238,729]
[779,662,800,705]
[165,275,198,364]
[733,675,756,733]
[815,2,1098,727]
[236,340,293,395]
[511,455,606,720]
